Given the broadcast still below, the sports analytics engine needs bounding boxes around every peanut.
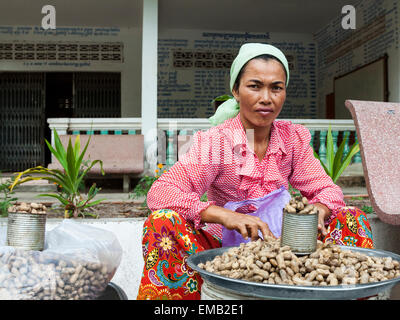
[198,237,400,287]
[284,196,317,215]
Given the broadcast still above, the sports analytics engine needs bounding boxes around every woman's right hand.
[201,205,275,241]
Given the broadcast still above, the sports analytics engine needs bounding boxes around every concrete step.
[1,175,57,192]
[341,186,367,196]
[336,163,366,188]
[13,181,57,192]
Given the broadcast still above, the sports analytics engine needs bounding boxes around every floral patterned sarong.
[320,206,374,249]
[137,206,373,300]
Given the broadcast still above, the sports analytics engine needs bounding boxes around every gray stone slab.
[346,100,400,225]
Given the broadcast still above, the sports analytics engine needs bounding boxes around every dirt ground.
[43,201,150,219]
[343,197,373,212]
[39,197,373,219]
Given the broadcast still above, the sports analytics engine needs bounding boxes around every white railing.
[47,117,360,171]
[48,118,355,132]
[47,117,142,135]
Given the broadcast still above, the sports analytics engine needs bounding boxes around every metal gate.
[0,72,121,172]
[0,73,45,172]
[74,72,121,118]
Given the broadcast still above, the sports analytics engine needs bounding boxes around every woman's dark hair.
[232,54,287,93]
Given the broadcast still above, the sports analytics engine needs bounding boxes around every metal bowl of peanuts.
[188,238,400,300]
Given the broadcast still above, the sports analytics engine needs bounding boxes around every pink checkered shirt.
[147,114,346,239]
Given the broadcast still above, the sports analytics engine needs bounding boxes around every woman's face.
[232,58,286,130]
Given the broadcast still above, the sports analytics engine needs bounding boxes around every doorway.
[0,72,45,172]
[44,73,74,165]
[44,72,121,166]
[0,72,121,171]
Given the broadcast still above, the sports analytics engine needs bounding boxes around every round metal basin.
[187,246,400,300]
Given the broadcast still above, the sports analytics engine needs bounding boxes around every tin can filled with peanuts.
[281,196,319,255]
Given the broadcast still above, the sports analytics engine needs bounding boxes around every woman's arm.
[200,204,275,240]
[289,124,346,232]
[148,129,276,240]
[149,158,275,240]
[147,163,218,230]
[147,130,220,230]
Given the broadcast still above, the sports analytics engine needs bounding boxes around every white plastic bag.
[0,220,122,300]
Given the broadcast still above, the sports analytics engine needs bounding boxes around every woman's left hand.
[312,203,331,237]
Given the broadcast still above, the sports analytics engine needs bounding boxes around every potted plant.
[7,130,106,250]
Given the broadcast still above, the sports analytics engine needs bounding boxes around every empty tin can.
[280,211,318,255]
[6,212,47,251]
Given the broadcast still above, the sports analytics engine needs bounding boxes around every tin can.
[6,212,47,251]
[280,211,318,255]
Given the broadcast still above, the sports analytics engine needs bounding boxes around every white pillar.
[141,0,158,175]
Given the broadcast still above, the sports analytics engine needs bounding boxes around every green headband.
[209,43,290,126]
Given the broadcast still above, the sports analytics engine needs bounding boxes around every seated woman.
[136,43,373,300]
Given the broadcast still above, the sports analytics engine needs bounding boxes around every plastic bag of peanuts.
[0,220,122,300]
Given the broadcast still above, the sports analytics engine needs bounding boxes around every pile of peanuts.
[0,249,114,300]
[284,196,318,215]
[198,238,400,286]
[8,202,47,214]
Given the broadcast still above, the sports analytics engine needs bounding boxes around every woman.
[137,43,373,300]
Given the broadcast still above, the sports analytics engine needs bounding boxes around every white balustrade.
[47,118,360,171]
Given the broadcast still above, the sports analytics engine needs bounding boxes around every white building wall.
[158,28,318,119]
[314,0,400,118]
[0,25,142,117]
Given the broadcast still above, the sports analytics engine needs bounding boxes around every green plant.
[351,196,365,201]
[212,94,232,104]
[131,175,158,199]
[313,126,360,183]
[130,163,166,212]
[10,130,106,218]
[361,205,374,214]
[130,164,208,212]
[0,173,17,217]
[211,95,232,110]
[288,183,301,198]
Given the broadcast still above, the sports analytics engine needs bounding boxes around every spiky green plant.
[313,126,360,183]
[0,172,17,217]
[10,130,105,218]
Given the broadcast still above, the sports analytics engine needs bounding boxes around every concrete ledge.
[369,214,400,254]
